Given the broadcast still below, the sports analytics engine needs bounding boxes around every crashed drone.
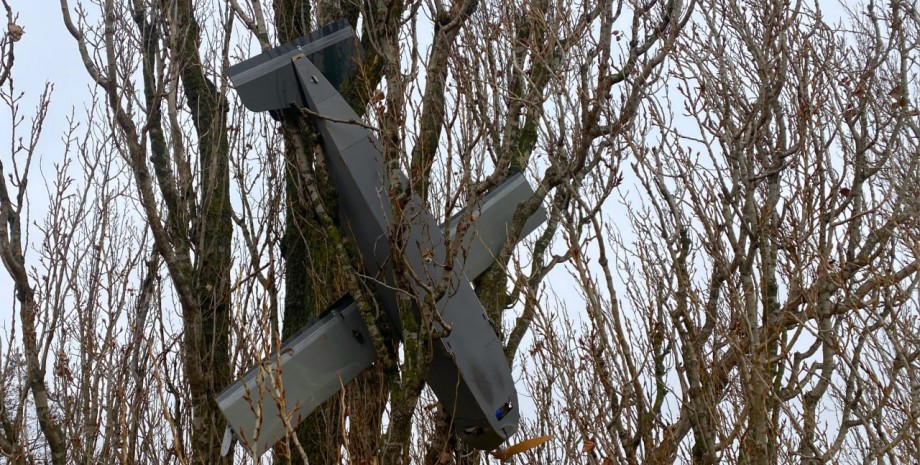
[217,20,546,456]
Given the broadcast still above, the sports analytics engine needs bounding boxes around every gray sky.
[1,2,95,325]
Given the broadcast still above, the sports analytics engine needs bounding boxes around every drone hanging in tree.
[217,20,547,458]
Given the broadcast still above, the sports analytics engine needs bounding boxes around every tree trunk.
[173,1,234,462]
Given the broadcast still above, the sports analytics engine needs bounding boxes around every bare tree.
[0,6,170,463]
[4,0,918,464]
[0,29,66,465]
[514,1,920,464]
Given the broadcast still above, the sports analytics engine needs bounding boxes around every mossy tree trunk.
[172,1,235,462]
[271,5,366,463]
[63,0,237,461]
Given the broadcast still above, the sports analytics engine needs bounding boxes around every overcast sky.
[1,2,96,325]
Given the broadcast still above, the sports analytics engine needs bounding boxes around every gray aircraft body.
[219,20,546,456]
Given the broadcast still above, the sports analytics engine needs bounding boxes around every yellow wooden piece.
[492,435,553,461]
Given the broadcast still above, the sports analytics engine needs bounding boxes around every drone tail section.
[227,20,360,113]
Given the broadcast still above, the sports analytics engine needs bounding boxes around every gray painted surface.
[223,22,547,453]
[290,54,518,449]
[217,173,545,455]
[447,173,547,281]
[227,19,358,112]
[216,296,374,456]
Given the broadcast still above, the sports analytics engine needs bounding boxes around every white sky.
[0,2,94,324]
